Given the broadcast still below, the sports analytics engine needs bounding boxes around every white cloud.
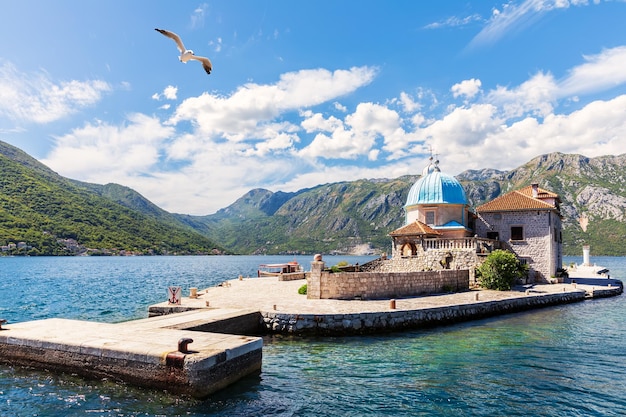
[557,46,626,97]
[300,111,343,133]
[333,102,348,112]
[423,14,483,29]
[163,85,178,100]
[298,102,408,161]
[469,0,597,49]
[0,62,110,124]
[152,85,178,101]
[42,113,174,180]
[168,66,377,141]
[210,37,223,52]
[417,104,503,150]
[190,3,209,29]
[398,92,422,113]
[487,72,557,118]
[451,79,482,99]
[484,45,626,119]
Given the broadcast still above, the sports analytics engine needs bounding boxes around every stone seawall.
[261,290,587,336]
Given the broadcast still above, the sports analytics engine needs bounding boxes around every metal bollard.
[178,337,194,353]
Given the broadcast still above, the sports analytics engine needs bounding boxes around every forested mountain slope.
[0,141,224,255]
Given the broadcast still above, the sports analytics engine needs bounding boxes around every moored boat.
[257,261,304,278]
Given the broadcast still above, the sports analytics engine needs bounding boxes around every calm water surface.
[1,255,625,416]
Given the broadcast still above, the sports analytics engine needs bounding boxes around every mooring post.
[178,337,194,353]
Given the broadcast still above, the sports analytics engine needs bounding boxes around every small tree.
[476,249,528,290]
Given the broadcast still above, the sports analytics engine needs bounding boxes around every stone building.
[368,157,563,284]
[389,156,475,261]
[474,184,563,282]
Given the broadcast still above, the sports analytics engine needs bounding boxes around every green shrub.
[476,249,528,290]
[298,284,307,295]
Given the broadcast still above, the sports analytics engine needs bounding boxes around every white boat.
[257,261,304,277]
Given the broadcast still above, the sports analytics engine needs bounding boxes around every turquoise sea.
[1,255,625,416]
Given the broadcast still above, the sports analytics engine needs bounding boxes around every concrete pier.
[0,317,262,398]
[149,275,623,336]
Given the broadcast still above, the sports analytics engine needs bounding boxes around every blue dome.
[406,171,467,206]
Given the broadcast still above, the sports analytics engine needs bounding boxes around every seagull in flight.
[155,28,212,75]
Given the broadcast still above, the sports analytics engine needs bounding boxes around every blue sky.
[1,1,626,215]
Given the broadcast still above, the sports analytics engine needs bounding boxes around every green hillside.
[0,141,224,255]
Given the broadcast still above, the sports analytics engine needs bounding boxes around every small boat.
[257,261,303,276]
[257,261,304,277]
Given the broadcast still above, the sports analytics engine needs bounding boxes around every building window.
[487,232,499,240]
[425,211,435,225]
[511,226,524,241]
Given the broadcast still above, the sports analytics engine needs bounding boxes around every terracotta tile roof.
[389,221,442,237]
[476,185,559,212]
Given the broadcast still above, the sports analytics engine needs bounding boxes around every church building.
[474,184,563,282]
[386,157,563,283]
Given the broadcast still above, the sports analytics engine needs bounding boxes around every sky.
[1,1,626,215]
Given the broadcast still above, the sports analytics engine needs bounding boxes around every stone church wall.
[307,260,469,300]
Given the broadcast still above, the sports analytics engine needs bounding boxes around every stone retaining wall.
[261,290,587,336]
[307,260,469,300]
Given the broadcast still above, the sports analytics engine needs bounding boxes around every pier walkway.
[149,275,623,335]
[0,314,262,399]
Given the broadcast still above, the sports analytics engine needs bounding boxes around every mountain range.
[1,139,625,256]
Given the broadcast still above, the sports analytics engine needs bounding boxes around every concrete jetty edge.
[260,290,589,336]
[0,318,262,398]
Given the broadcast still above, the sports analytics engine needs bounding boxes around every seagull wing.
[155,28,186,53]
[189,55,213,75]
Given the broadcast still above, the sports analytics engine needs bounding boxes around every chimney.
[531,183,539,198]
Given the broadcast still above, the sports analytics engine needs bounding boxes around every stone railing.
[422,237,503,253]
